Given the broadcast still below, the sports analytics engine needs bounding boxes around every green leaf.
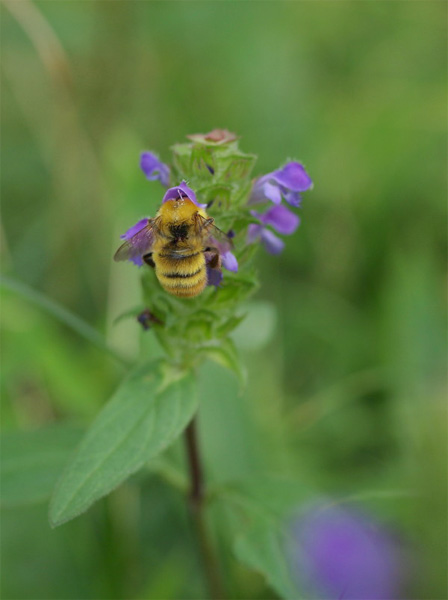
[221,476,312,599]
[215,313,247,338]
[198,338,246,385]
[0,275,128,366]
[112,304,145,325]
[224,475,311,518]
[49,360,197,527]
[234,520,299,600]
[220,154,257,180]
[1,425,84,508]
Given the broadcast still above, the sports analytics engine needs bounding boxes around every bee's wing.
[114,219,157,262]
[194,213,234,253]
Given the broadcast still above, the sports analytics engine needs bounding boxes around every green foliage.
[171,139,256,202]
[221,476,312,599]
[1,424,83,507]
[197,338,246,386]
[234,523,298,600]
[0,275,128,366]
[49,361,197,526]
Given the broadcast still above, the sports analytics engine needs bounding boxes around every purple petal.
[209,235,233,257]
[283,191,302,207]
[206,266,223,287]
[130,256,144,267]
[263,181,282,204]
[259,205,300,235]
[120,218,149,240]
[247,223,263,244]
[140,152,170,187]
[273,162,312,192]
[162,181,207,208]
[248,177,269,204]
[249,176,283,205]
[260,229,285,254]
[222,251,238,272]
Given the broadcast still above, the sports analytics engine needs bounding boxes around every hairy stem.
[184,417,224,599]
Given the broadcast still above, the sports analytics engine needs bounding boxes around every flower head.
[250,161,312,207]
[289,502,407,600]
[162,181,208,209]
[247,204,300,254]
[140,151,170,187]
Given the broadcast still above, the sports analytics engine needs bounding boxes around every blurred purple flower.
[140,152,170,187]
[289,502,407,600]
[120,218,149,267]
[247,204,300,254]
[250,161,312,207]
[162,181,207,209]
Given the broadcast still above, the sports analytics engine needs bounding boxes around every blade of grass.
[0,275,129,366]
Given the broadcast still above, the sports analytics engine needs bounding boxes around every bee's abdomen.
[155,252,207,298]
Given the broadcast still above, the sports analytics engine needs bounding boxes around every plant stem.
[184,417,224,600]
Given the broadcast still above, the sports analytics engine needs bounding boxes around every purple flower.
[247,204,300,254]
[289,502,407,600]
[250,161,312,207]
[162,181,207,209]
[120,218,149,267]
[140,151,170,187]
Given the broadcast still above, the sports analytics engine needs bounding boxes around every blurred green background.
[1,1,446,599]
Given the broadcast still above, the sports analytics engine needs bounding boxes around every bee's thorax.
[169,222,189,240]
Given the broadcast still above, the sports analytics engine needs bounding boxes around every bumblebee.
[114,195,231,298]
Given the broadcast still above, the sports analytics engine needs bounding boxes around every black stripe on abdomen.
[158,251,200,260]
[161,267,202,279]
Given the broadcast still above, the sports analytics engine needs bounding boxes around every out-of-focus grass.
[1,2,446,599]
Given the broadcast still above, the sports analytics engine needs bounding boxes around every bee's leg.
[143,253,155,268]
[203,247,221,269]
